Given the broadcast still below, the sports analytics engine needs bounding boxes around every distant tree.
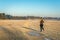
[0,13,6,19]
[5,15,12,19]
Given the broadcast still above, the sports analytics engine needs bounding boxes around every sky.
[0,0,60,17]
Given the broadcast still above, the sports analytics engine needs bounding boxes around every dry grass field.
[0,19,60,40]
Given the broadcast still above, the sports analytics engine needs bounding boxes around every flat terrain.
[0,19,60,40]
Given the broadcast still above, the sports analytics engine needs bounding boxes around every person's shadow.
[21,26,44,36]
[22,26,38,32]
[21,26,53,40]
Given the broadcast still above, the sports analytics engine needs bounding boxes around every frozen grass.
[0,19,60,40]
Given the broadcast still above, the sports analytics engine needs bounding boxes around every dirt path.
[0,25,53,40]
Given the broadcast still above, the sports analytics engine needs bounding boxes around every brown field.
[0,19,60,40]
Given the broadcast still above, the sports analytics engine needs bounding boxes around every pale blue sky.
[0,0,60,17]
